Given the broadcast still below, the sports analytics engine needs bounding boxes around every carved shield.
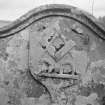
[0,4,105,105]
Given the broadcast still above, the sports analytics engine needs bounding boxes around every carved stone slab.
[0,4,105,105]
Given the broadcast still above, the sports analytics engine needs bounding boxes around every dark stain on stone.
[80,82,105,105]
[42,45,46,49]
[92,84,105,97]
[100,96,105,105]
[37,25,46,32]
[8,90,22,105]
[26,42,30,50]
[3,80,10,86]
[79,34,90,45]
[91,83,105,105]
[13,79,20,89]
[24,70,47,98]
[79,86,91,97]
[0,48,9,61]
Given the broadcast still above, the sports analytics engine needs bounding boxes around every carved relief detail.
[29,17,105,105]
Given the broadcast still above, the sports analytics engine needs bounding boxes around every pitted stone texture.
[0,5,105,105]
[0,28,48,105]
[29,17,105,105]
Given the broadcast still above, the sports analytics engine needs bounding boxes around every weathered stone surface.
[0,4,105,105]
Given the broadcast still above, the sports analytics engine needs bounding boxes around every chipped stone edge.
[0,4,105,39]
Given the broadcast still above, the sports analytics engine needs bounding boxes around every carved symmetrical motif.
[29,16,105,105]
[0,4,105,105]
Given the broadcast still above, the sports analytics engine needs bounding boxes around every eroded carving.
[0,5,105,105]
[29,18,92,105]
[29,17,105,105]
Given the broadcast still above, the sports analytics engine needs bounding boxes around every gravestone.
[0,4,105,105]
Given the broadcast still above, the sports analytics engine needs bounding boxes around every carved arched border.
[0,4,105,39]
